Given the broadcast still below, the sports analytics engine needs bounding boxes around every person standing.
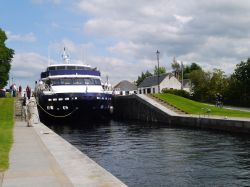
[18,85,22,97]
[26,85,31,100]
[12,84,17,97]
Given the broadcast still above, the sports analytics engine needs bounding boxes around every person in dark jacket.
[26,85,31,100]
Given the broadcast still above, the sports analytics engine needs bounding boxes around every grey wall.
[113,95,172,123]
[113,95,250,134]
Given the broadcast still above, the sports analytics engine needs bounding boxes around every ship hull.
[36,92,113,123]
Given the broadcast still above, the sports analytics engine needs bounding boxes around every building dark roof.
[114,80,137,91]
[138,73,172,88]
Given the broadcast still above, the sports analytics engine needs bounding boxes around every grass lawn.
[0,97,14,171]
[153,93,250,118]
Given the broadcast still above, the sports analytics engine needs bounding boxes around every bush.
[161,88,191,99]
[0,89,6,97]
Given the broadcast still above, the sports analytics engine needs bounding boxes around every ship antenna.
[62,47,70,64]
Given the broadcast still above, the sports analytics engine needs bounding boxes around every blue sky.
[1,0,250,88]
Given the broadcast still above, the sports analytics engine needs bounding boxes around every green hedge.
[161,88,191,99]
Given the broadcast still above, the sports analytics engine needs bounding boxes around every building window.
[153,88,155,93]
[147,88,151,94]
[139,90,142,94]
[143,89,146,94]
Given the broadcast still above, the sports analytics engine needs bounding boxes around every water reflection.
[47,120,250,187]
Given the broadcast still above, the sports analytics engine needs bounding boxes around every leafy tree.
[208,69,229,101]
[171,57,181,80]
[136,70,152,86]
[0,28,14,88]
[209,69,228,92]
[183,63,202,79]
[153,65,166,76]
[234,59,250,96]
[189,68,230,103]
[226,59,250,106]
[189,69,211,101]
[190,63,202,71]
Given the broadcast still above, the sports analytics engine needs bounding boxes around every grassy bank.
[0,97,14,171]
[154,93,250,118]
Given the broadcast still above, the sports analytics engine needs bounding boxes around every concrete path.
[3,98,127,187]
[0,172,3,187]
[223,105,250,112]
[2,121,73,187]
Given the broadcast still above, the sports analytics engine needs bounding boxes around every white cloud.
[174,14,193,24]
[11,0,250,86]
[51,22,60,29]
[49,39,95,63]
[11,53,48,87]
[7,32,37,42]
[77,0,250,78]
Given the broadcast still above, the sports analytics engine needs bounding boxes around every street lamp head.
[156,50,160,55]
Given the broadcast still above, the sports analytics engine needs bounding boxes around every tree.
[189,68,230,103]
[0,28,14,88]
[208,69,229,101]
[183,62,202,79]
[190,63,202,71]
[189,69,211,101]
[153,65,166,76]
[226,59,250,106]
[171,57,181,80]
[234,59,250,95]
[136,70,152,86]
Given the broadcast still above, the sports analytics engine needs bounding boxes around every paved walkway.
[2,121,73,187]
[2,98,127,187]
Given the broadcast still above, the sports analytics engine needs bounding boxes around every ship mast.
[62,47,70,64]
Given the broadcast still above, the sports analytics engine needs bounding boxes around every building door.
[147,88,151,94]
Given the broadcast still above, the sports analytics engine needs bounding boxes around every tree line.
[136,58,250,107]
[0,28,14,89]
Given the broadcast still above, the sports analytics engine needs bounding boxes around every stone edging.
[0,172,4,187]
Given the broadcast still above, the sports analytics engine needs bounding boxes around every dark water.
[48,120,250,187]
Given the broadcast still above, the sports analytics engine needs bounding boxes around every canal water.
[47,120,250,187]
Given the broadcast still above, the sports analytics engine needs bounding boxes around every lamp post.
[156,50,160,93]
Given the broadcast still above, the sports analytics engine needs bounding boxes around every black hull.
[36,92,113,123]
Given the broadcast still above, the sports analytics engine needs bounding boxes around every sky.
[1,0,250,88]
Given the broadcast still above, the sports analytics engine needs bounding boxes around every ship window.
[76,66,85,70]
[76,66,92,70]
[61,78,72,85]
[93,79,101,85]
[67,66,76,70]
[83,78,93,85]
[73,78,85,85]
[56,66,66,70]
[48,67,56,71]
[51,79,61,85]
[50,78,101,85]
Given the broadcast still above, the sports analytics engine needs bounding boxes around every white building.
[182,79,192,93]
[114,80,137,95]
[138,73,181,94]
